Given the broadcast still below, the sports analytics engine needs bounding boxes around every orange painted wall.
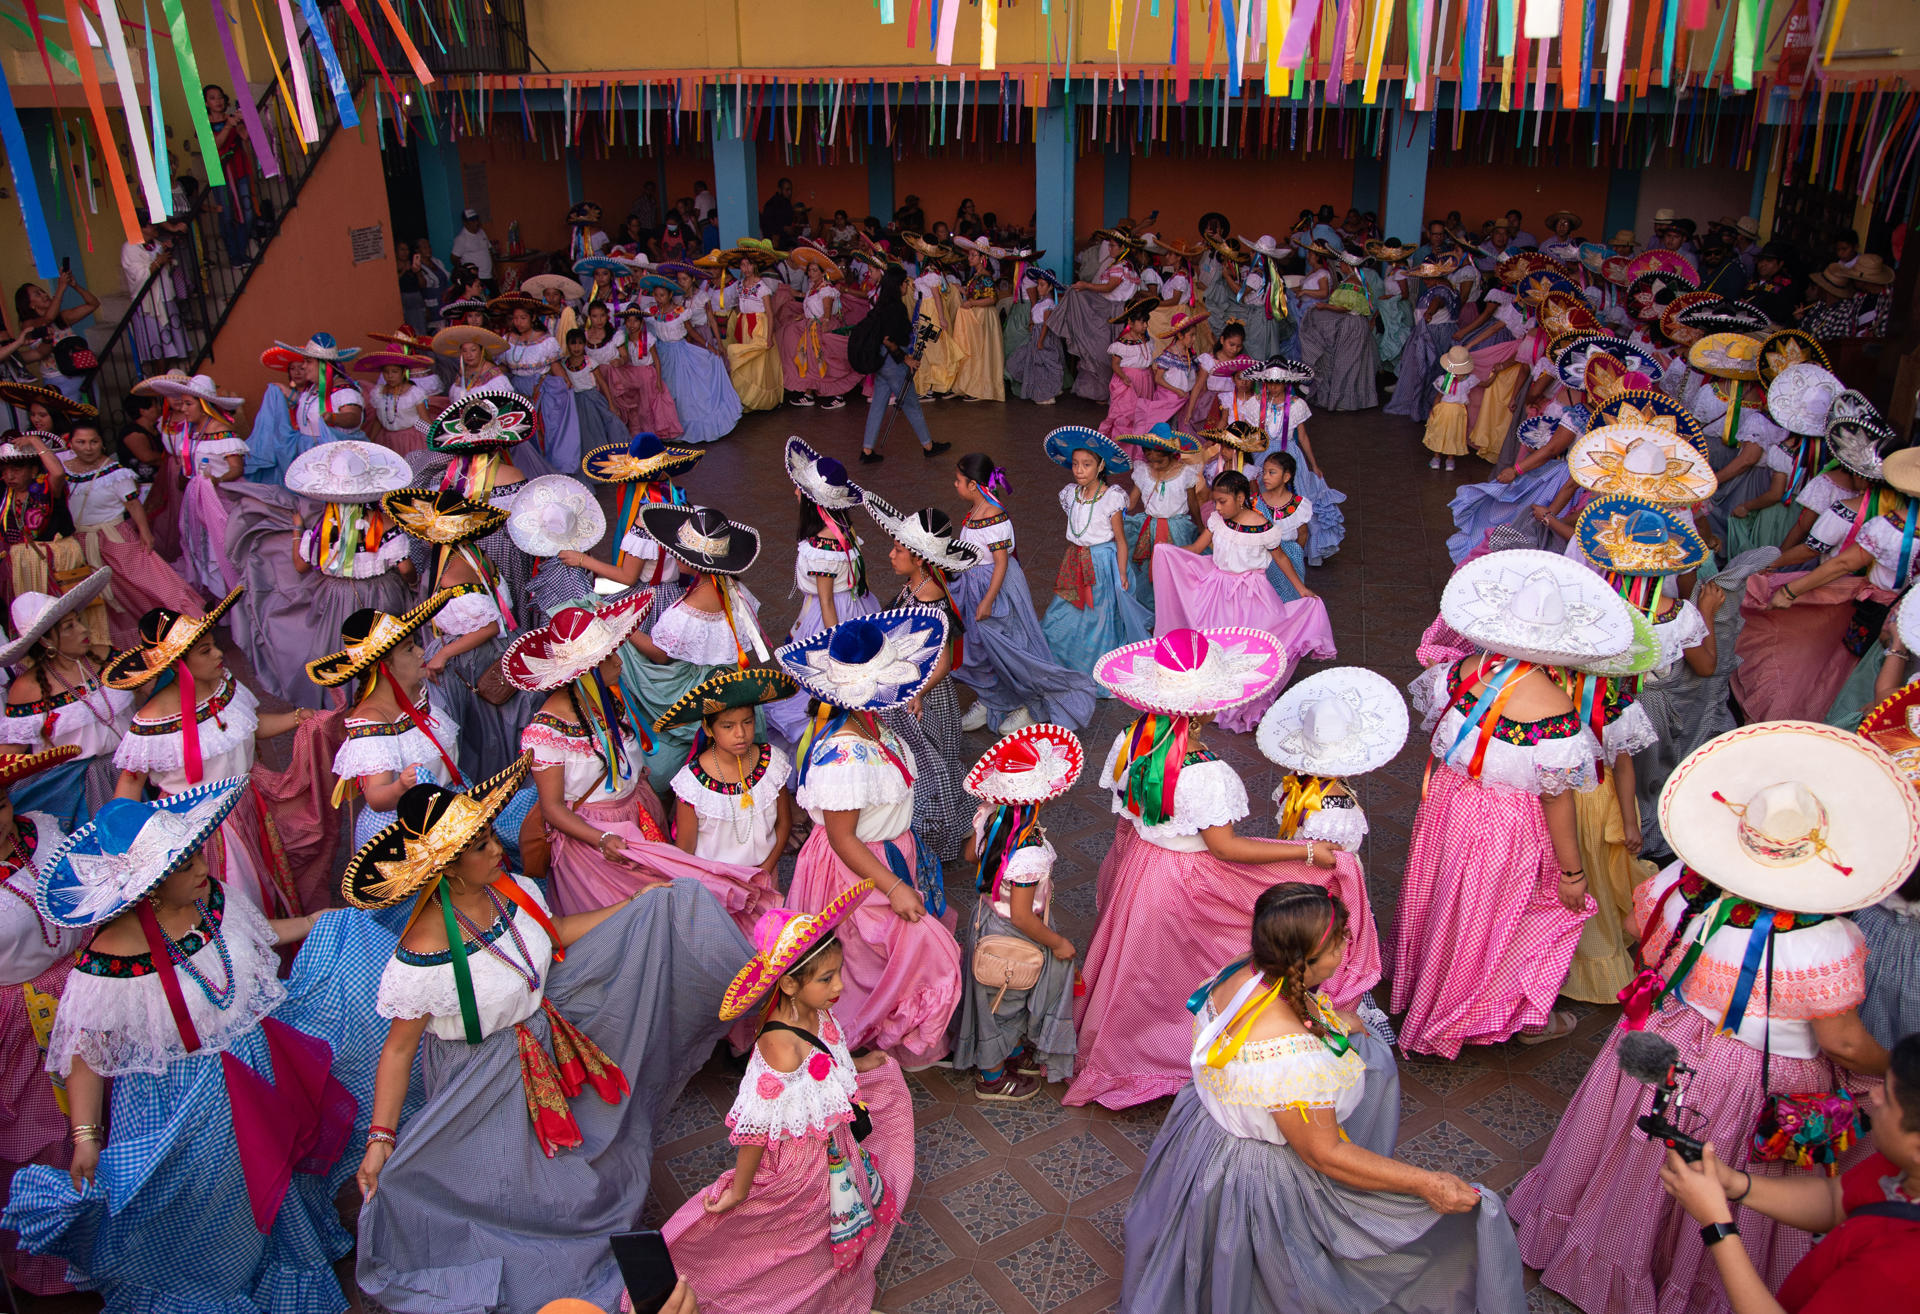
[1422,162,1612,237]
[203,91,403,408]
[1125,154,1356,242]
[1075,151,1106,235]
[896,147,1037,233]
[755,146,869,223]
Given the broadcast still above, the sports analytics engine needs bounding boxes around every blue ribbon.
[1897,500,1918,590]
[0,62,56,276]
[882,836,944,919]
[1461,0,1487,110]
[1578,0,1598,109]
[1222,0,1242,99]
[1441,658,1522,766]
[298,0,361,129]
[1187,956,1249,1014]
[1719,920,1773,1035]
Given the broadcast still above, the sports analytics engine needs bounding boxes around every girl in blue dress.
[1037,428,1153,681]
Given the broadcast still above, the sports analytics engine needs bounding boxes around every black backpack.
[845,312,887,376]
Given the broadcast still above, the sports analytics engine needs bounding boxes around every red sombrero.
[0,744,81,794]
[499,592,655,692]
[719,885,873,1021]
[964,724,1085,805]
[1859,682,1920,796]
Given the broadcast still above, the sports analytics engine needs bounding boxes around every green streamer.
[159,0,225,185]
[0,11,81,76]
[1731,0,1758,91]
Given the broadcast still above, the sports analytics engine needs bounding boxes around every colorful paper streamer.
[0,60,58,275]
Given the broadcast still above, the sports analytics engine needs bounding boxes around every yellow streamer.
[1108,0,1122,51]
[1362,0,1393,102]
[983,0,999,70]
[1269,0,1292,96]
[1206,974,1287,1068]
[1820,0,1850,62]
[1500,53,1514,110]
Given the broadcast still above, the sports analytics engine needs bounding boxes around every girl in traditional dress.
[508,473,615,619]
[1393,550,1623,1056]
[575,433,703,633]
[1150,470,1336,731]
[1386,277,1461,421]
[1781,391,1885,554]
[952,724,1085,1098]
[1121,884,1526,1314]
[1297,244,1379,411]
[721,248,788,412]
[596,302,684,440]
[407,380,545,625]
[1250,359,1346,565]
[1098,295,1180,437]
[431,324,512,406]
[1120,425,1205,614]
[784,251,862,409]
[60,419,200,646]
[1426,345,1475,469]
[347,766,750,1314]
[777,611,964,1065]
[0,432,71,558]
[1038,428,1153,679]
[1726,361,1844,557]
[1513,724,1902,1314]
[0,575,132,830]
[1004,266,1065,405]
[1064,628,1358,1110]
[1189,319,1250,428]
[1368,238,1417,373]
[560,328,631,456]
[1058,230,1144,403]
[3,783,395,1314]
[352,350,437,459]
[660,667,797,884]
[904,241,963,400]
[661,894,913,1314]
[650,268,742,443]
[496,296,583,475]
[948,238,1006,403]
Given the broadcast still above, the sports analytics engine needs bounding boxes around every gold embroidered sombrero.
[652,665,798,733]
[718,885,873,1021]
[1756,329,1832,386]
[1574,495,1708,576]
[582,432,705,485]
[1687,332,1763,381]
[382,488,511,546]
[0,744,81,794]
[100,587,243,690]
[341,754,533,909]
[306,586,476,687]
[1859,682,1920,796]
[1566,423,1717,506]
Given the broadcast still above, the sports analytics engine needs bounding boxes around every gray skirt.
[1299,308,1379,412]
[1851,903,1920,1050]
[357,879,752,1313]
[1122,1034,1526,1314]
[1053,290,1120,403]
[1005,325,1067,403]
[950,895,1078,1081]
[879,677,970,863]
[428,629,538,785]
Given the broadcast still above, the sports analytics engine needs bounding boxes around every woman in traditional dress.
[594,302,684,440]
[1118,426,1205,615]
[1392,550,1624,1056]
[1367,238,1417,374]
[783,249,862,409]
[143,373,246,596]
[947,238,1006,402]
[1121,884,1526,1314]
[1004,266,1065,405]
[1384,275,1460,421]
[1250,358,1346,565]
[1296,243,1378,411]
[0,573,133,830]
[1724,362,1844,558]
[352,348,438,460]
[409,380,545,619]
[719,247,788,412]
[649,267,743,443]
[1513,723,1902,1314]
[1058,231,1144,403]
[1100,295,1186,437]
[60,418,200,647]
[1063,628,1359,1110]
[346,766,751,1314]
[579,433,704,633]
[248,334,367,483]
[661,893,913,1314]
[558,329,631,458]
[496,295,583,475]
[1039,428,1153,679]
[430,324,513,406]
[776,610,964,1067]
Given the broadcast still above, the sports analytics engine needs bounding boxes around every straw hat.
[366,326,437,351]
[381,488,511,546]
[520,274,584,306]
[1849,254,1895,286]
[426,383,540,454]
[0,380,96,419]
[584,432,704,485]
[784,436,865,511]
[776,609,949,713]
[485,294,545,319]
[1093,627,1287,718]
[1659,722,1920,914]
[0,569,114,668]
[1687,332,1764,381]
[1439,549,1635,667]
[1574,495,1708,577]
[635,504,760,577]
[305,587,476,687]
[34,781,249,928]
[100,588,243,690]
[1567,423,1718,505]
[1756,329,1832,384]
[1154,309,1208,338]
[1256,667,1408,779]
[651,665,798,734]
[1202,420,1268,454]
[567,202,603,225]
[862,495,981,576]
[1364,238,1416,262]
[1107,291,1163,324]
[718,888,873,1021]
[138,372,245,409]
[341,757,534,910]
[1545,210,1582,232]
[964,724,1085,805]
[1607,229,1638,249]
[507,475,607,558]
[1440,345,1475,376]
[1406,258,1458,280]
[1809,264,1856,297]
[1043,426,1128,475]
[1765,364,1845,437]
[284,440,413,505]
[431,325,508,356]
[499,592,656,693]
[1881,449,1920,499]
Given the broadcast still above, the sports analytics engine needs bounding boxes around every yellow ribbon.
[1278,773,1333,838]
[1206,974,1287,1069]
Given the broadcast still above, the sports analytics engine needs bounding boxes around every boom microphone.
[1617,1029,1705,1162]
[1617,1030,1681,1085]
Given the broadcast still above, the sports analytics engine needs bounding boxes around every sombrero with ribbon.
[427,384,539,454]
[485,294,545,318]
[100,587,243,690]
[1406,258,1459,279]
[1687,332,1764,381]
[0,568,114,668]
[785,436,865,511]
[861,495,981,576]
[1766,364,1845,438]
[0,432,65,464]
[0,744,81,795]
[1624,249,1699,283]
[137,372,245,409]
[382,488,511,546]
[1210,355,1262,380]
[1439,549,1636,668]
[430,324,508,356]
[1551,334,1626,390]
[1575,494,1709,577]
[964,723,1085,805]
[1567,423,1718,505]
[652,665,797,733]
[789,247,843,280]
[366,326,437,352]
[1859,679,1920,794]
[284,439,413,505]
[1364,238,1416,262]
[34,779,248,928]
[1496,251,1568,285]
[350,350,438,376]
[507,474,607,558]
[1757,329,1832,385]
[1600,255,1635,287]
[1826,396,1898,482]
[0,380,96,419]
[1130,422,1201,457]
[719,889,873,1021]
[1246,357,1316,387]
[306,586,476,687]
[728,238,790,267]
[1108,291,1163,324]
[499,591,656,692]
[584,431,704,485]
[776,609,949,713]
[636,504,760,577]
[571,255,629,279]
[1627,270,1697,321]
[261,332,360,369]
[1588,391,1712,458]
[1538,292,1606,338]
[1043,426,1129,475]
[1094,627,1287,717]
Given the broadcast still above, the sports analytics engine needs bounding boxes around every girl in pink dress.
[60,419,201,646]
[662,894,913,1314]
[1064,628,1358,1110]
[1099,294,1181,437]
[776,610,964,1067]
[596,303,685,441]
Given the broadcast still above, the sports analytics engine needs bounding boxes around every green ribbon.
[1730,0,1758,91]
[1656,892,1740,1011]
[440,888,485,1044]
[160,0,227,186]
[1495,0,1516,58]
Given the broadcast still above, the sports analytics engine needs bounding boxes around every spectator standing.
[451,209,495,286]
[629,181,663,235]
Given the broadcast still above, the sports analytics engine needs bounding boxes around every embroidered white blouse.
[333,697,462,786]
[959,513,1016,562]
[671,743,793,868]
[652,585,765,666]
[522,717,647,805]
[113,673,259,794]
[1133,460,1200,519]
[62,460,140,528]
[1060,484,1129,547]
[297,518,412,579]
[1407,662,1601,797]
[1190,977,1368,1140]
[370,383,431,434]
[1,673,134,759]
[1273,787,1369,852]
[795,726,916,842]
[1649,599,1710,677]
[377,877,555,1041]
[1206,512,1292,574]
[294,387,365,438]
[1100,731,1250,852]
[725,1006,861,1146]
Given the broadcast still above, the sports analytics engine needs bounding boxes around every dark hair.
[795,497,854,544]
[957,452,1002,490]
[67,418,104,444]
[13,284,42,325]
[1219,321,1246,343]
[203,83,228,100]
[565,329,586,346]
[789,935,842,985]
[878,264,908,300]
[1211,469,1253,502]
[1250,883,1349,1038]
[1893,1034,1920,1133]
[122,391,159,421]
[1262,449,1298,483]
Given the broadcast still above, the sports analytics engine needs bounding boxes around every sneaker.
[819,395,847,410]
[922,441,952,458]
[1445,457,1456,471]
[1428,455,1442,469]
[790,391,815,407]
[960,702,990,731]
[1033,396,1057,405]
[995,707,1035,734]
[859,450,884,465]
[974,1069,1042,1102]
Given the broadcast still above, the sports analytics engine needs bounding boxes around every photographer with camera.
[1512,724,1905,1314]
[1659,1033,1920,1314]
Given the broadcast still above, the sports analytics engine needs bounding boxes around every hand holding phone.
[609,1230,678,1314]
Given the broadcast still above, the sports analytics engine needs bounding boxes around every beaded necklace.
[1068,484,1106,539]
[448,888,542,993]
[149,897,235,1008]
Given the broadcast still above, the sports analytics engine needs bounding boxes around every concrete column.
[1103,142,1130,227]
[868,136,895,224]
[1381,110,1430,250]
[714,119,761,246]
[1604,168,1641,242]
[1351,157,1382,226]
[1034,94,1075,284]
[417,135,466,271]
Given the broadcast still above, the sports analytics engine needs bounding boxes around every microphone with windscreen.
[1617,1030,1706,1162]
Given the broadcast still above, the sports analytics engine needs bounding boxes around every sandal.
[975,1070,1042,1102]
[1518,1009,1579,1046]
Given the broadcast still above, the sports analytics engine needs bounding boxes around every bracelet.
[1780,583,1798,599]
[68,1124,104,1144]
[369,1124,397,1138]
[1305,840,1317,867]
[367,1131,397,1148]
[1728,1170,1753,1203]
[1560,869,1587,883]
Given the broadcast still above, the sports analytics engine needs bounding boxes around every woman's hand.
[422,651,449,678]
[703,1179,751,1214]
[1495,466,1517,485]
[356,1141,392,1199]
[852,1051,889,1072]
[885,879,926,923]
[1417,1172,1480,1214]
[1558,875,1588,912]
[1731,503,1750,519]
[1768,584,1797,610]
[906,692,924,719]
[1297,587,1319,601]
[1050,938,1078,961]
[557,549,588,569]
[1530,504,1552,524]
[69,1140,100,1192]
[138,525,156,552]
[1696,581,1726,619]
[398,765,419,791]
[1622,817,1643,855]
[975,599,992,622]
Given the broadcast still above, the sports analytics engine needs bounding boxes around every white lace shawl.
[113,677,260,775]
[298,523,412,579]
[49,887,285,1077]
[375,879,554,1041]
[1601,699,1660,759]
[332,699,461,780]
[1651,601,1709,676]
[1100,733,1250,842]
[726,1007,862,1145]
[1273,788,1369,851]
[652,585,764,666]
[434,589,507,637]
[0,680,134,754]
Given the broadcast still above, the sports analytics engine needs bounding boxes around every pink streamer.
[208,0,280,177]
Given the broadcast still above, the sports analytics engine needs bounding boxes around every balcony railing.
[365,0,540,76]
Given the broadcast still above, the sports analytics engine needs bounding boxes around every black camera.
[1618,1030,1706,1163]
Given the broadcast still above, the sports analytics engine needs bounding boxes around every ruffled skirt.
[1101,365,1186,437]
[1004,322,1066,403]
[1052,290,1120,403]
[1298,308,1377,411]
[1851,902,1920,1050]
[0,958,74,1295]
[1041,542,1154,682]
[1120,510,1200,613]
[512,371,583,475]
[1445,463,1571,564]
[948,558,1097,731]
[654,338,741,443]
[549,793,778,938]
[950,897,1079,1082]
[601,360,685,440]
[948,306,1006,402]
[73,518,204,648]
[726,313,785,411]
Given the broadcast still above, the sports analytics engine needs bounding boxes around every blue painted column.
[1034,94,1075,284]
[1604,168,1642,241]
[20,111,85,280]
[868,138,895,224]
[564,147,584,206]
[714,119,761,246]
[1382,110,1430,251]
[1103,143,1130,227]
[417,135,466,270]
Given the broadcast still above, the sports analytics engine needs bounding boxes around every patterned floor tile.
[1026,1132,1130,1201]
[942,1171,1050,1244]
[895,1272,1006,1313]
[657,1085,722,1144]
[1467,1085,1562,1151]
[1051,879,1100,923]
[1397,1120,1505,1180]
[1527,1282,1585,1312]
[1084,1196,1130,1254]
[916,1115,994,1181]
[1102,1097,1175,1153]
[972,1089,1080,1144]
[1401,1054,1495,1098]
[878,1208,959,1287]
[1526,1044,1604,1098]
[908,1070,952,1110]
[664,1137,734,1196]
[994,1230,1107,1312]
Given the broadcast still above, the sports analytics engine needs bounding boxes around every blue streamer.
[144,0,170,215]
[0,61,57,276]
[1223,0,1242,99]
[1898,500,1918,589]
[297,0,360,129]
[1441,658,1522,765]
[1579,0,1598,109]
[1461,0,1487,110]
[1719,921,1773,1036]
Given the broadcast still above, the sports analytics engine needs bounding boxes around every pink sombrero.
[499,591,656,692]
[719,888,873,1020]
[1093,628,1287,717]
[964,724,1085,805]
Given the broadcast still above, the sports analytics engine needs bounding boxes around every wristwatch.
[1699,1221,1741,1248]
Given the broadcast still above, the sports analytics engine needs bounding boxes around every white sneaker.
[1445,457,1456,471]
[960,702,990,731]
[996,707,1036,733]
[1428,455,1442,469]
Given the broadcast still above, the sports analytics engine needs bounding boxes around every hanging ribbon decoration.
[335,0,409,118]
[158,0,226,185]
[0,62,58,275]
[1268,0,1291,95]
[296,0,362,129]
[93,0,166,222]
[1822,0,1852,61]
[982,0,999,69]
[1461,0,1487,109]
[1602,0,1630,98]
[272,0,321,143]
[1731,0,1759,90]
[1559,0,1585,107]
[936,0,961,64]
[208,0,280,175]
[145,0,172,205]
[1362,0,1394,101]
[371,0,436,84]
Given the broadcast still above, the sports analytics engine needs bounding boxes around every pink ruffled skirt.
[549,794,776,936]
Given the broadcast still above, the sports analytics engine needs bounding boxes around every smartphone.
[609,1230,677,1314]
[60,257,71,275]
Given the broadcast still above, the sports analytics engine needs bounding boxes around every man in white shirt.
[692,181,716,221]
[450,209,495,286]
[1505,209,1539,249]
[120,218,185,367]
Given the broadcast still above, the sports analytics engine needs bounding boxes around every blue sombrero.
[1553,333,1657,389]
[637,274,680,297]
[1575,494,1708,578]
[572,256,628,277]
[1587,391,1712,458]
[583,430,704,484]
[776,608,949,713]
[1133,422,1201,457]
[785,436,865,511]
[1517,269,1581,306]
[654,261,709,283]
[1415,283,1459,315]
[1043,426,1128,475]
[1516,415,1561,451]
[37,779,248,928]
